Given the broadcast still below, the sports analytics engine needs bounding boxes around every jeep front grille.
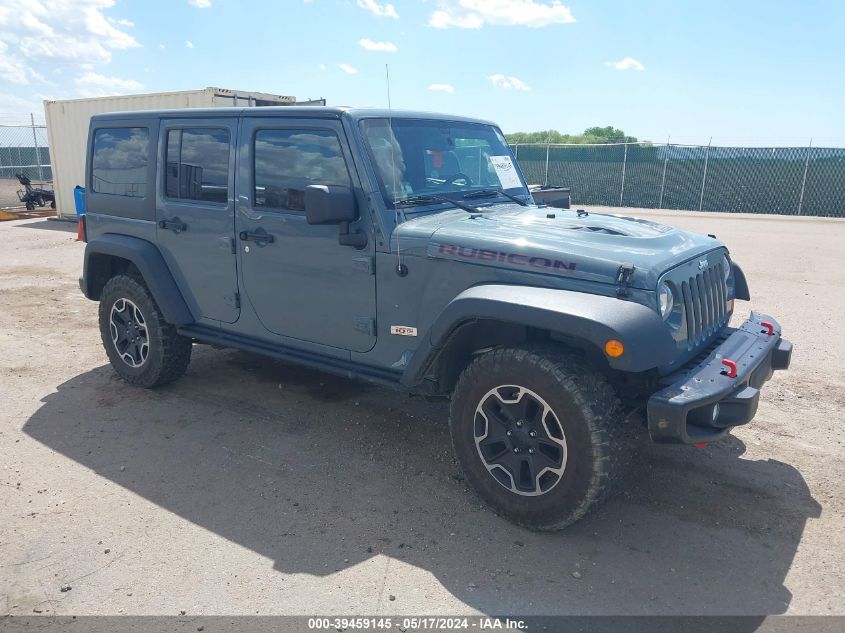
[679,262,728,346]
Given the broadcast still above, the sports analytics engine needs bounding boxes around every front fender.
[81,234,194,326]
[731,262,751,301]
[401,285,677,387]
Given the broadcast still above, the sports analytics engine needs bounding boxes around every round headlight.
[658,283,673,320]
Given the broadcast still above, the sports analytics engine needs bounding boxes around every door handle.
[239,230,274,245]
[159,218,187,233]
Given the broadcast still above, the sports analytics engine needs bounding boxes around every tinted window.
[91,127,149,197]
[165,128,230,203]
[254,129,350,212]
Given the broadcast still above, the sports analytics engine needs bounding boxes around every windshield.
[360,118,528,210]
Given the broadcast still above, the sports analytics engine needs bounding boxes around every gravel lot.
[0,178,25,209]
[1,209,843,617]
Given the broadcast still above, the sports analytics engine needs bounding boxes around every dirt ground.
[0,178,26,209]
[1,209,843,618]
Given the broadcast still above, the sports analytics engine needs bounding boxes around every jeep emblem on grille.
[698,258,708,270]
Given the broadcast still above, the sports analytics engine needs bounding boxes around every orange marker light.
[604,339,624,357]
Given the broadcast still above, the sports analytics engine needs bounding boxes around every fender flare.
[81,234,194,326]
[401,284,677,387]
[731,262,751,301]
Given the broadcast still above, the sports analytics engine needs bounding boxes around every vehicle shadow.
[23,345,821,617]
[16,218,77,233]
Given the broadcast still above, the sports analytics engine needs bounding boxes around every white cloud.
[339,63,358,74]
[20,12,54,37]
[0,40,28,85]
[605,56,645,71]
[318,63,327,71]
[0,91,46,115]
[188,0,212,8]
[428,83,455,93]
[488,73,530,91]
[429,0,575,29]
[359,38,397,52]
[186,40,194,48]
[75,71,143,97]
[0,0,139,67]
[357,0,398,19]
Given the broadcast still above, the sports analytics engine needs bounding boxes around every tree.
[505,126,637,144]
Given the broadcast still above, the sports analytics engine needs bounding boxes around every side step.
[178,324,403,390]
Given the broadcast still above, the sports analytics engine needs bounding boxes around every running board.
[178,324,403,389]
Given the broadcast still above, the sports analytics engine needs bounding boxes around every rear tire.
[450,346,626,531]
[99,274,192,388]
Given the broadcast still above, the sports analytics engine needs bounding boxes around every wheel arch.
[401,284,677,393]
[82,234,194,326]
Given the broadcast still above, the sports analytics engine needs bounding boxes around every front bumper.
[647,311,792,444]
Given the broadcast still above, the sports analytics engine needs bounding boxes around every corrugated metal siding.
[45,87,295,218]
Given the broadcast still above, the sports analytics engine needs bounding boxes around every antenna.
[386,63,407,276]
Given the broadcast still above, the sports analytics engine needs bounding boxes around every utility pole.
[698,137,712,211]
[797,138,812,216]
[31,113,44,181]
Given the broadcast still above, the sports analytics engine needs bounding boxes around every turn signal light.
[604,339,624,357]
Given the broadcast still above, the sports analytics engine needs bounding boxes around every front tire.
[98,274,192,388]
[450,347,626,531]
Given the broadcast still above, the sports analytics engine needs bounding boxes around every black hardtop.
[90,106,497,127]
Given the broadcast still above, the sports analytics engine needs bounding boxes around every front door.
[235,117,376,352]
[156,118,239,323]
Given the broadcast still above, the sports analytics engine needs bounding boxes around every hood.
[395,204,724,289]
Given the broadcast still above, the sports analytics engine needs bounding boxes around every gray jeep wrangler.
[79,107,792,530]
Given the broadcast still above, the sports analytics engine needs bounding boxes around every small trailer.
[528,185,572,209]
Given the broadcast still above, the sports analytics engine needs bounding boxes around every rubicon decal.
[437,244,577,272]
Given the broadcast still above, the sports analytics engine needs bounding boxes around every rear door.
[235,117,376,352]
[156,118,240,323]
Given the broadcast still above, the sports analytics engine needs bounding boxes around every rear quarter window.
[91,127,150,198]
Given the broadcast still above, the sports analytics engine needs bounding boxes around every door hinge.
[224,291,240,309]
[352,256,375,275]
[354,316,376,336]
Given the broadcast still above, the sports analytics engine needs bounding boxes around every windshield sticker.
[489,155,522,189]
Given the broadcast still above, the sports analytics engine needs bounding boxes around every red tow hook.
[693,442,709,449]
[721,359,738,378]
[760,321,775,336]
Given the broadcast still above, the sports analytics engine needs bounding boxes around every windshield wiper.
[394,194,481,214]
[463,188,528,206]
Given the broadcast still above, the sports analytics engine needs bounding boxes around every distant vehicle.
[78,107,792,530]
[15,173,55,210]
[528,184,571,208]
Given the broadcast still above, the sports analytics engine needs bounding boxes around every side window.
[254,129,350,212]
[91,127,149,197]
[164,128,230,203]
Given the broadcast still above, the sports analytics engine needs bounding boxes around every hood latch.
[616,263,635,297]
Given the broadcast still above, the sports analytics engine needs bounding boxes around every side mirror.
[305,185,357,225]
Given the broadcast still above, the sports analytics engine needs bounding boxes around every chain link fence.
[0,121,52,209]
[513,142,845,217]
[3,122,844,217]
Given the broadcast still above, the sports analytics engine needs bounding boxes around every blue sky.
[1,0,843,145]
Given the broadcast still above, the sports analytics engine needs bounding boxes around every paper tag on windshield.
[489,155,522,189]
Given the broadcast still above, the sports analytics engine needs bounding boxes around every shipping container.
[44,87,323,218]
